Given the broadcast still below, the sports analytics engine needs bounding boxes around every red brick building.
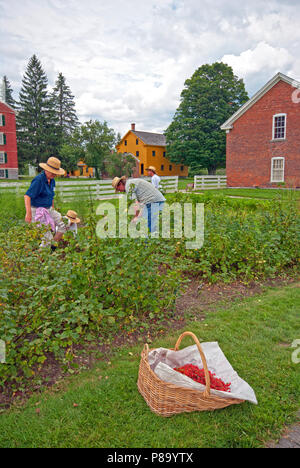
[0,101,18,179]
[221,72,300,188]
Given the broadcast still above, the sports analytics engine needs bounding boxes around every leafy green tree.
[16,55,60,169]
[105,151,137,178]
[2,76,16,108]
[61,120,117,179]
[80,120,117,179]
[52,72,79,139]
[165,62,249,174]
[59,142,83,174]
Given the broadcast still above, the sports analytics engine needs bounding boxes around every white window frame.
[271,157,285,183]
[0,114,4,126]
[0,151,5,164]
[0,133,4,145]
[0,169,6,178]
[272,113,286,140]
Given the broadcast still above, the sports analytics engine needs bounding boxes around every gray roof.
[132,130,166,147]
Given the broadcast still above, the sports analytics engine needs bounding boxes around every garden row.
[0,191,299,391]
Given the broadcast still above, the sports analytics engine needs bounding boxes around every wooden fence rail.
[194,175,227,190]
[0,176,179,200]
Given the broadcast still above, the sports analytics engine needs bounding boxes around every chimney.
[131,123,136,131]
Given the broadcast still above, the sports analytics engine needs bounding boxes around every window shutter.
[3,134,6,144]
[5,152,7,163]
[2,115,5,126]
[5,169,8,178]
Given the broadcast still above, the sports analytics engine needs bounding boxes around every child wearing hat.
[63,210,81,237]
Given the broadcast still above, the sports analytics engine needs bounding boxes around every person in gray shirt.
[112,176,165,235]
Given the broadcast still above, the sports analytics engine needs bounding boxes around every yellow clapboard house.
[70,161,94,177]
[116,123,189,177]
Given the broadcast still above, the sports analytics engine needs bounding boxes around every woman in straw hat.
[24,157,67,247]
[146,166,161,189]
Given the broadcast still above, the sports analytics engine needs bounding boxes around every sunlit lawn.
[0,282,299,448]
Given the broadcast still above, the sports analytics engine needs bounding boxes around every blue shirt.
[26,171,55,208]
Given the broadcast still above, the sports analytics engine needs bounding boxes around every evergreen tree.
[2,76,16,108]
[52,72,79,139]
[165,62,249,174]
[16,55,60,169]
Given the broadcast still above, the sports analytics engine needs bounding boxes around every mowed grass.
[0,282,299,448]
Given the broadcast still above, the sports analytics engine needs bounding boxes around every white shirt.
[151,174,161,189]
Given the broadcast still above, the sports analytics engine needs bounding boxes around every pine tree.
[16,55,60,169]
[52,72,79,139]
[2,76,16,108]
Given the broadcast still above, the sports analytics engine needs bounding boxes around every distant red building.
[0,101,18,179]
[221,73,300,188]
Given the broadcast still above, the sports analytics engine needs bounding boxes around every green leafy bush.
[0,191,299,389]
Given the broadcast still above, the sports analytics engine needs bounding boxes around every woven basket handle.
[174,331,211,396]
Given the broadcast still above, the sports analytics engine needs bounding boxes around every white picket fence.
[142,176,178,193]
[0,176,179,200]
[194,175,227,190]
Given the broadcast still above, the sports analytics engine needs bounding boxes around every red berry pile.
[174,363,231,392]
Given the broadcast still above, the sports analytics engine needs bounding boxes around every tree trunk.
[95,167,101,179]
[207,167,217,175]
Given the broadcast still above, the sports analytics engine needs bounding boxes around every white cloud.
[222,42,293,78]
[1,0,300,135]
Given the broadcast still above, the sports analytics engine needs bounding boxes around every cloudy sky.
[1,0,300,136]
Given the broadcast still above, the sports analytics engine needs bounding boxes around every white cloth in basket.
[148,342,258,404]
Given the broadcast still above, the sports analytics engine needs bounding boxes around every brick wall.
[0,102,18,178]
[226,80,300,188]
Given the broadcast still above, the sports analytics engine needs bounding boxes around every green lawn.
[0,282,299,448]
[199,188,300,200]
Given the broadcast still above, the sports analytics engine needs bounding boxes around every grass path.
[0,282,299,448]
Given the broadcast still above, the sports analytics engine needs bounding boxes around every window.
[169,165,172,171]
[152,150,156,156]
[141,163,144,175]
[0,152,7,164]
[0,133,6,145]
[124,140,127,146]
[0,169,6,178]
[136,139,139,145]
[163,152,166,157]
[136,151,139,157]
[180,166,184,171]
[161,164,164,171]
[271,157,285,182]
[0,114,5,126]
[273,114,286,140]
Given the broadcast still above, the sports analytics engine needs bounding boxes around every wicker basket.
[137,331,244,416]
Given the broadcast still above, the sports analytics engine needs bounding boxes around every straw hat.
[112,175,126,189]
[65,210,80,224]
[146,166,156,173]
[39,157,65,176]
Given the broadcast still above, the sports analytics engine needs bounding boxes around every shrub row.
[0,192,299,389]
